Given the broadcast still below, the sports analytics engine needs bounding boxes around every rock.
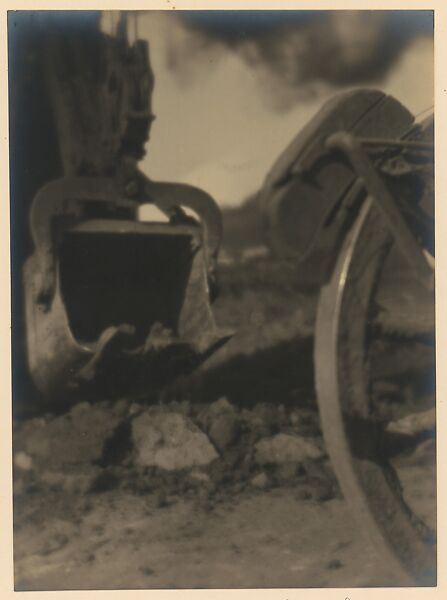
[208,412,240,452]
[250,472,269,489]
[295,481,335,502]
[274,462,301,485]
[209,397,235,416]
[188,469,211,485]
[403,437,436,467]
[255,433,323,465]
[14,451,33,471]
[288,409,322,438]
[308,479,336,502]
[302,458,338,501]
[198,397,237,431]
[112,399,130,418]
[40,467,100,494]
[69,401,91,416]
[252,403,281,430]
[132,412,218,471]
[179,400,192,416]
[302,457,332,480]
[129,402,143,416]
[387,407,436,436]
[16,404,122,469]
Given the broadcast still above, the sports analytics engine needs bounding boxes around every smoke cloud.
[160,10,433,111]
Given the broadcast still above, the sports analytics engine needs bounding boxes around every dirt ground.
[13,455,435,591]
[12,256,436,590]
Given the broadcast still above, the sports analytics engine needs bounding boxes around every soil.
[12,255,436,590]
[11,491,405,590]
[13,450,436,590]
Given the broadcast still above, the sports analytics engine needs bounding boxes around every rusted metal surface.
[312,114,435,583]
[260,85,435,581]
[325,131,434,290]
[314,199,435,585]
[43,15,154,175]
[25,179,230,400]
[28,174,223,309]
[311,105,435,581]
[259,89,415,280]
[15,13,229,404]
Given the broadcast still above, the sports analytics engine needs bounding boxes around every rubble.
[14,451,33,471]
[250,402,284,432]
[274,462,302,485]
[254,433,324,466]
[250,472,270,489]
[40,467,101,495]
[14,402,122,469]
[208,412,240,452]
[386,407,436,436]
[12,396,334,504]
[132,412,218,471]
[195,397,241,452]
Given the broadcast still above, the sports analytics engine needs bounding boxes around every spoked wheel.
[315,197,436,585]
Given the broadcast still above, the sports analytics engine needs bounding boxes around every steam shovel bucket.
[24,216,230,406]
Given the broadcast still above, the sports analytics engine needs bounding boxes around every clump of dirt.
[12,254,436,590]
[13,255,328,512]
[13,395,339,510]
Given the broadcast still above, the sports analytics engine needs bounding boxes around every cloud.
[160,10,433,111]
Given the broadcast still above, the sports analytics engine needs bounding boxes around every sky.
[115,11,434,209]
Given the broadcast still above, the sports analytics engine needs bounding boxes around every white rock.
[14,451,33,471]
[208,397,235,416]
[387,407,436,436]
[255,433,323,465]
[250,472,269,489]
[132,412,218,471]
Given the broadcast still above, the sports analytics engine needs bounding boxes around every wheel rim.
[315,197,436,585]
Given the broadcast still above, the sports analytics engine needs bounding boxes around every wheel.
[314,197,436,585]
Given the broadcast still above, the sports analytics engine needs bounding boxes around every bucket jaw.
[24,175,230,403]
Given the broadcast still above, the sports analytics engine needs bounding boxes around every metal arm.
[325,131,434,291]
